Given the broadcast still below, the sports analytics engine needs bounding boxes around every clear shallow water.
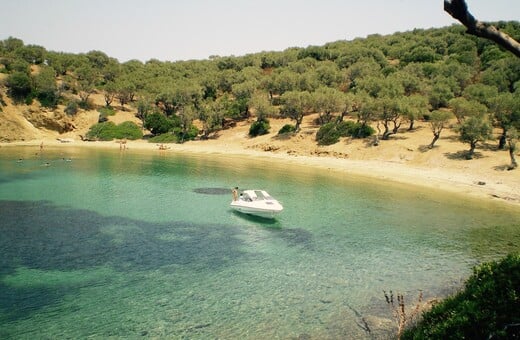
[1,146,519,339]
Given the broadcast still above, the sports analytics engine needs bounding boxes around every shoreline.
[2,138,520,208]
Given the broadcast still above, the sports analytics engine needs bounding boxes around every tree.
[33,66,58,107]
[6,71,32,100]
[199,99,224,139]
[428,110,453,148]
[489,92,519,149]
[444,0,520,58]
[75,65,98,104]
[403,94,429,130]
[313,87,344,124]
[231,80,257,118]
[449,97,487,124]
[279,91,314,132]
[102,81,117,107]
[144,112,175,135]
[505,128,518,169]
[457,115,492,159]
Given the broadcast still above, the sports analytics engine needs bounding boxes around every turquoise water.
[1,146,519,339]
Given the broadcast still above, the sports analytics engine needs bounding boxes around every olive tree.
[279,91,314,132]
[428,110,453,149]
[457,114,492,159]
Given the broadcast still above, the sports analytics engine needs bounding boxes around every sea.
[1,146,519,339]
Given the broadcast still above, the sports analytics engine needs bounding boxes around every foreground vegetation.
[0,22,519,166]
[403,253,519,339]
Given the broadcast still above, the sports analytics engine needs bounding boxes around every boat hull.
[230,204,283,218]
[230,189,283,219]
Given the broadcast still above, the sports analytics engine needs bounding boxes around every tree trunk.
[382,121,391,140]
[429,133,440,149]
[498,128,507,150]
[509,143,518,170]
[337,110,347,123]
[295,115,303,132]
[467,141,477,159]
[408,119,415,131]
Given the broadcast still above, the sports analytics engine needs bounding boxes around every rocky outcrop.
[22,107,76,133]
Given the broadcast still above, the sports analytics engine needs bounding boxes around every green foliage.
[316,122,341,145]
[278,124,296,135]
[316,120,375,145]
[6,71,32,99]
[249,119,270,137]
[2,22,519,143]
[341,120,375,138]
[97,106,116,122]
[143,112,176,135]
[64,101,79,116]
[402,254,520,339]
[33,66,58,107]
[173,124,198,143]
[149,133,178,143]
[86,121,142,141]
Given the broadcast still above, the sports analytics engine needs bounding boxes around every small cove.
[1,146,519,339]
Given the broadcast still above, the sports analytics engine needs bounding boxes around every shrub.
[115,121,143,140]
[316,122,341,145]
[249,119,270,137]
[144,112,175,135]
[98,106,116,123]
[149,133,178,143]
[344,121,375,138]
[98,106,116,116]
[64,101,79,116]
[78,98,94,110]
[6,71,32,99]
[86,122,118,141]
[37,92,58,108]
[402,253,520,339]
[85,121,143,141]
[316,121,375,145]
[174,125,199,143]
[278,124,296,135]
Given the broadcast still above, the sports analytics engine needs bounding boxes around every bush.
[174,125,199,143]
[78,98,94,110]
[149,133,178,143]
[98,106,116,116]
[144,112,175,135]
[316,121,375,145]
[278,124,296,135]
[249,119,270,137]
[85,121,143,141]
[402,253,520,339]
[86,122,117,141]
[64,101,79,116]
[37,92,58,108]
[6,71,32,99]
[343,121,375,138]
[115,121,143,140]
[98,106,116,123]
[316,122,341,145]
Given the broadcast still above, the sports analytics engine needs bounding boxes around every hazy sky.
[1,0,519,62]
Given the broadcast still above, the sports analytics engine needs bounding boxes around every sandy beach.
[2,110,519,208]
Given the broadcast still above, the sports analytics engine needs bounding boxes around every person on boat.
[232,187,239,201]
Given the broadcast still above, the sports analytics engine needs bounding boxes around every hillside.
[1,24,520,205]
[1,89,519,207]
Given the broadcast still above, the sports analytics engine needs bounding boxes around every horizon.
[1,0,519,63]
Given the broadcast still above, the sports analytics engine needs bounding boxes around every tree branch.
[444,0,520,58]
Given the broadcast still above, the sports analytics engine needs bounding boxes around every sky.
[1,0,519,63]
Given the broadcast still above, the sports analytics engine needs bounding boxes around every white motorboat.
[230,189,283,218]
